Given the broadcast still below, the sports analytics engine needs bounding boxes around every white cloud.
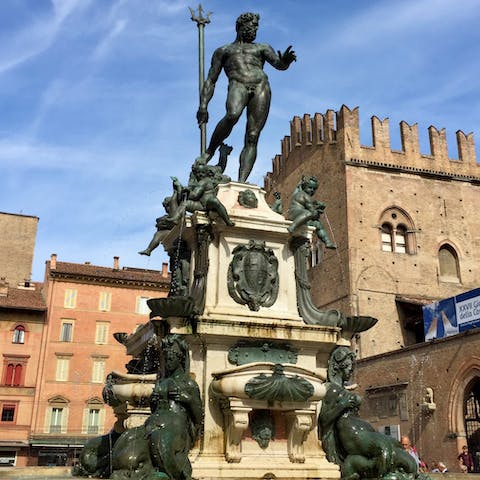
[0,0,91,74]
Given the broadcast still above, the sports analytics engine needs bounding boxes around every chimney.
[113,256,120,270]
[161,262,169,278]
[50,253,57,269]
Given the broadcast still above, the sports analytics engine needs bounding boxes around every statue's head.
[328,346,356,386]
[161,334,189,375]
[301,175,318,196]
[238,189,258,208]
[236,12,259,43]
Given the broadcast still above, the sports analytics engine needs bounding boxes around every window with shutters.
[55,357,70,382]
[82,398,105,435]
[135,296,150,315]
[98,292,112,312]
[91,359,105,383]
[95,322,109,345]
[2,355,28,386]
[64,289,77,308]
[60,320,74,342]
[44,396,69,434]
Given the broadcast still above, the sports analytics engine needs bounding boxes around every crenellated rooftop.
[266,106,479,189]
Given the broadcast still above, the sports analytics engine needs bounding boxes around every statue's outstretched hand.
[278,45,296,65]
[197,108,209,125]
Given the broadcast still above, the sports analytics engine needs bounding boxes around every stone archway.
[447,356,480,467]
[464,379,480,471]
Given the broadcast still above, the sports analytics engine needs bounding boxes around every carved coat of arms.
[227,240,279,311]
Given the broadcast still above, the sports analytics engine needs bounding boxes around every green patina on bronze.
[287,175,336,249]
[269,191,283,214]
[74,334,203,480]
[251,410,275,449]
[245,364,314,403]
[197,12,296,183]
[319,346,429,480]
[227,240,279,311]
[237,189,258,208]
[228,340,298,365]
[290,235,343,326]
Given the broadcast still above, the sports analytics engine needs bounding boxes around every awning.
[395,295,436,306]
[0,441,29,447]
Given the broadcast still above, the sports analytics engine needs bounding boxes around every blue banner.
[423,288,480,340]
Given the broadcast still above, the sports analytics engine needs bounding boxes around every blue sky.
[1,0,479,281]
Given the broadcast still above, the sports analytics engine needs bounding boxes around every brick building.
[0,212,38,288]
[265,105,480,470]
[0,280,46,467]
[27,255,170,466]
[0,210,171,467]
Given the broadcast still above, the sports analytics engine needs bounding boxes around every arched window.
[12,326,25,344]
[439,244,460,282]
[379,207,416,254]
[381,223,393,252]
[5,364,22,386]
[395,225,407,253]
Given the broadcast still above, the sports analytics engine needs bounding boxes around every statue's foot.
[138,250,151,256]
[325,242,337,249]
[226,219,235,227]
[287,225,295,233]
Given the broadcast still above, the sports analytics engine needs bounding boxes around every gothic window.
[381,223,393,252]
[379,207,416,254]
[12,325,25,344]
[438,244,460,282]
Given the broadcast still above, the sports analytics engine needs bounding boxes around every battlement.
[266,106,479,189]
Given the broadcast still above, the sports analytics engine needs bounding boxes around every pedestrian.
[458,445,474,473]
[401,435,421,468]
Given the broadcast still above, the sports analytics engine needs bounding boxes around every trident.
[189,4,212,155]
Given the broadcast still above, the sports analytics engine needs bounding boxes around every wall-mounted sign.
[423,288,480,340]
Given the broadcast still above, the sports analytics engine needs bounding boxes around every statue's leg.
[238,83,271,183]
[150,429,189,480]
[206,198,235,226]
[206,83,247,159]
[139,230,164,256]
[314,221,337,249]
[287,210,315,233]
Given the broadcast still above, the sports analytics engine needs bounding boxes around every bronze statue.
[287,175,336,249]
[197,12,296,183]
[167,162,234,226]
[319,346,421,480]
[75,334,203,480]
[144,334,203,480]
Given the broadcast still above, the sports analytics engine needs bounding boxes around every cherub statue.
[168,162,234,227]
[287,175,336,249]
[138,178,183,256]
